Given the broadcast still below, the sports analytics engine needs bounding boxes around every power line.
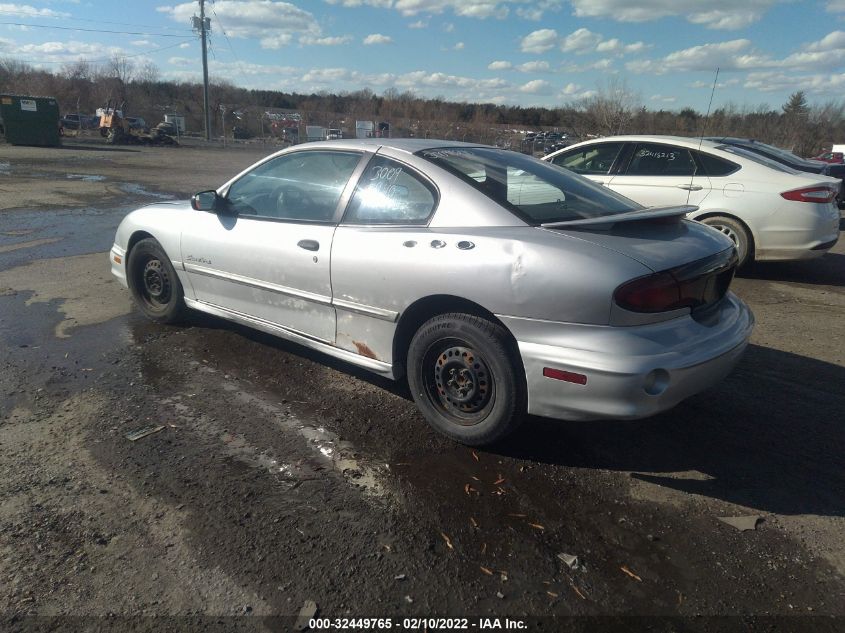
[0,9,191,31]
[0,21,194,38]
[210,1,239,63]
[5,40,191,65]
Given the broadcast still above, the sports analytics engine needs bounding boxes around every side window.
[343,156,436,225]
[551,143,624,175]
[225,151,361,222]
[695,152,739,177]
[626,143,696,176]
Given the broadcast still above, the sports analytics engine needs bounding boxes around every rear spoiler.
[540,205,697,229]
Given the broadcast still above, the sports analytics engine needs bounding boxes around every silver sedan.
[110,139,754,445]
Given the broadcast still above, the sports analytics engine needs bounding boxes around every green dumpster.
[0,94,61,147]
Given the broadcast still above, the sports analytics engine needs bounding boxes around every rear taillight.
[780,186,835,203]
[614,249,737,313]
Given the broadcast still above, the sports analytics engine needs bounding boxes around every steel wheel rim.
[423,340,494,426]
[139,257,172,309]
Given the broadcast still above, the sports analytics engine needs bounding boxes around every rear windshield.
[418,146,641,224]
[716,145,800,174]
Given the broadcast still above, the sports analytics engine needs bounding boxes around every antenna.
[687,67,720,205]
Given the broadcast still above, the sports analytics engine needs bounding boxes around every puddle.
[171,362,389,499]
[0,237,62,254]
[0,252,132,337]
[0,161,10,175]
[119,183,175,200]
[66,173,106,182]
[220,378,388,498]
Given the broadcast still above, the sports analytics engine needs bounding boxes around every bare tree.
[136,61,160,84]
[578,77,641,136]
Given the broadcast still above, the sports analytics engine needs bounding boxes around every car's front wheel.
[127,238,187,323]
[407,313,525,446]
[700,215,752,268]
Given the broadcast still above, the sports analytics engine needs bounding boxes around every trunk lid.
[541,206,734,272]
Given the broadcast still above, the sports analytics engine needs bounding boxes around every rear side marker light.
[780,186,835,203]
[113,255,122,264]
[543,367,587,385]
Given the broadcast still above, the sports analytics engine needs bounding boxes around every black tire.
[700,215,753,268]
[407,313,525,446]
[126,238,187,324]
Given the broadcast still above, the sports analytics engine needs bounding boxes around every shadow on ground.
[495,343,845,518]
[740,251,845,287]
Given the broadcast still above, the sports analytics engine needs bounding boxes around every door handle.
[677,184,703,191]
[297,239,319,251]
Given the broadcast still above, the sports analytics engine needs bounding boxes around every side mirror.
[191,190,220,212]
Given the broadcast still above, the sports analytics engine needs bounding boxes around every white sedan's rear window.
[420,147,640,224]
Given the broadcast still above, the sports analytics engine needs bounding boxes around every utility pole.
[193,0,211,141]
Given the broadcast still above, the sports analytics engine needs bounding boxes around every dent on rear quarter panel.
[329,225,650,366]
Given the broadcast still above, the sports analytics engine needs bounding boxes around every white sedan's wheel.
[700,216,751,268]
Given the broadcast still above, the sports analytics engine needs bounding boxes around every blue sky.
[1,0,844,111]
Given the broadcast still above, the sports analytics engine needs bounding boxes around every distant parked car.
[60,114,99,130]
[544,135,841,267]
[812,151,844,164]
[110,139,754,445]
[707,137,845,209]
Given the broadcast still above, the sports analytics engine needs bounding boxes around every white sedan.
[544,135,841,266]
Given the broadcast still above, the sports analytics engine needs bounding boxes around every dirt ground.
[1,139,844,632]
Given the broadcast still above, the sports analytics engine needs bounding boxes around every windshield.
[716,145,800,174]
[418,146,641,224]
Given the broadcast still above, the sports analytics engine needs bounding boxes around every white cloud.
[168,56,193,67]
[300,35,352,45]
[626,39,758,73]
[11,40,123,63]
[325,0,564,20]
[0,3,69,18]
[393,0,508,18]
[560,82,581,95]
[628,32,845,76]
[363,33,393,44]
[454,41,465,50]
[561,28,602,53]
[179,42,191,49]
[516,60,550,72]
[569,0,780,30]
[806,30,845,51]
[521,26,648,56]
[519,79,552,94]
[744,70,845,95]
[520,28,557,53]
[408,19,427,27]
[562,58,615,72]
[324,0,392,6]
[488,60,512,70]
[158,1,321,49]
[596,38,650,54]
[650,94,677,103]
[827,0,845,12]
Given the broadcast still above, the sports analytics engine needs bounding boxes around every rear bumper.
[755,202,840,261]
[500,293,754,422]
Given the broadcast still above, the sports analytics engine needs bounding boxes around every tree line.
[1,56,842,156]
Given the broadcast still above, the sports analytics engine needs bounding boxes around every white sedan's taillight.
[780,186,836,203]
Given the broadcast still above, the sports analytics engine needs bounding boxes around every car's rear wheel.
[127,238,186,323]
[407,313,525,446]
[700,215,752,267]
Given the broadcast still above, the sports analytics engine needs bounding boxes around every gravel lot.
[1,139,844,632]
